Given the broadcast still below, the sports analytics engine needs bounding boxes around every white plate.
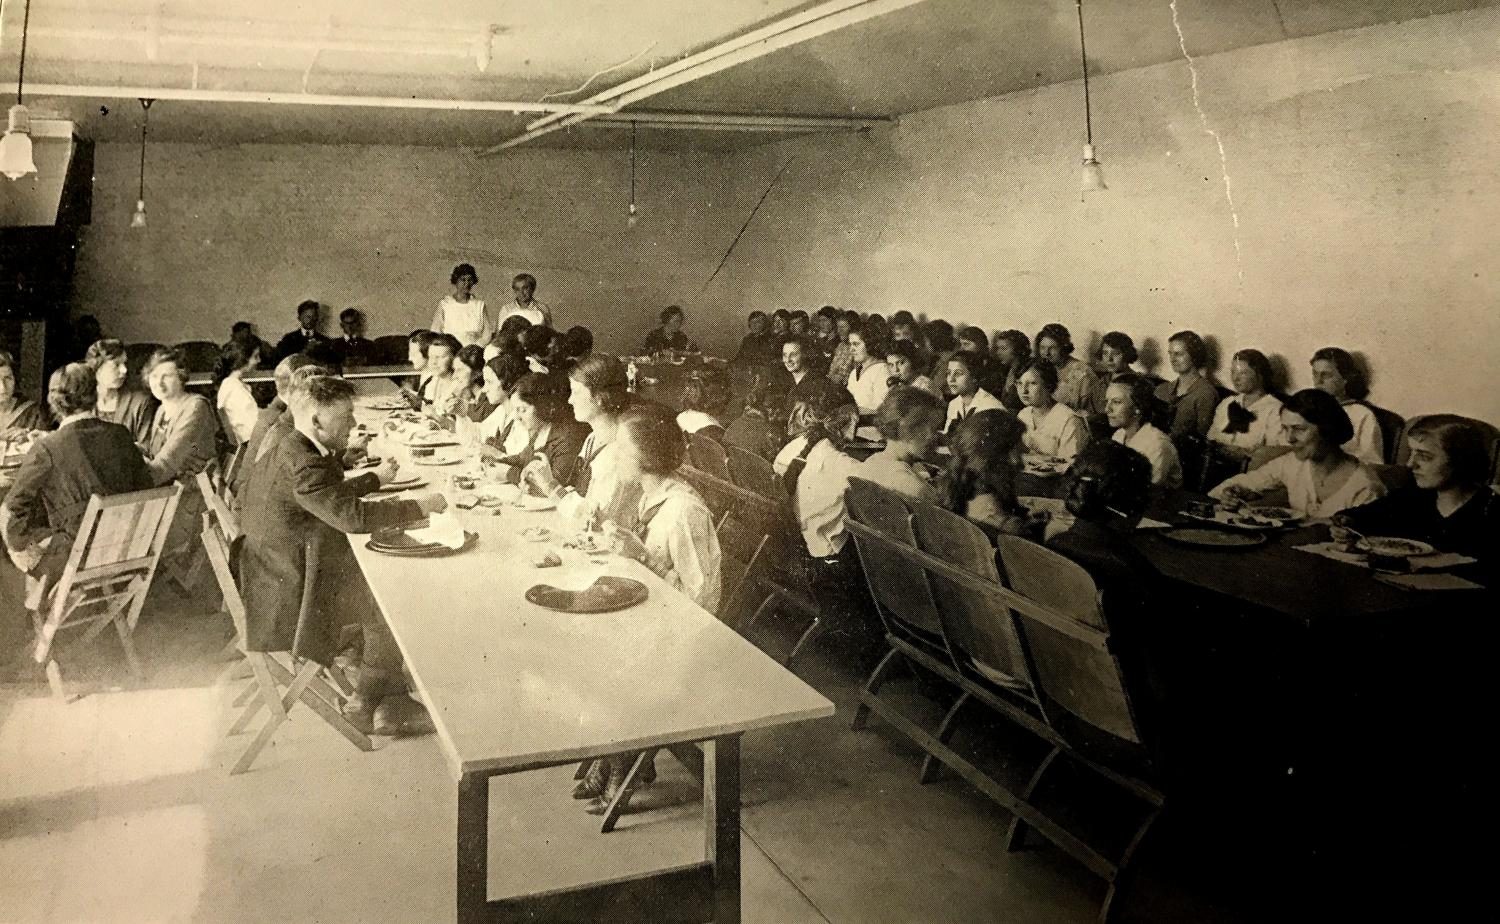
[375,477,427,493]
[1358,536,1436,558]
[413,454,463,466]
[511,496,557,512]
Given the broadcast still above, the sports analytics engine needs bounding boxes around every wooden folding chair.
[199,506,373,775]
[29,484,183,700]
[997,535,1165,924]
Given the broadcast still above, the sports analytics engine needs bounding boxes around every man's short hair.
[290,374,354,414]
[512,273,537,290]
[273,353,321,398]
[339,307,362,323]
[47,363,98,418]
[296,299,320,317]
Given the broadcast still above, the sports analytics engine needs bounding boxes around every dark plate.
[366,523,478,557]
[1161,527,1267,549]
[525,576,649,613]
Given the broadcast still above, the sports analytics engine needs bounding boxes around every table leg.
[704,734,742,924]
[457,772,489,924]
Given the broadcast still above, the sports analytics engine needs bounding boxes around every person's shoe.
[341,697,376,736]
[572,761,606,800]
[373,694,435,737]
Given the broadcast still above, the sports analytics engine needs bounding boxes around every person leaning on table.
[240,375,444,736]
[1209,388,1385,519]
[571,401,723,815]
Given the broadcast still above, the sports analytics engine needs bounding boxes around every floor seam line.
[741,819,836,924]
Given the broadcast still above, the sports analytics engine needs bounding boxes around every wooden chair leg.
[305,671,350,710]
[113,616,146,682]
[43,658,70,702]
[293,681,374,753]
[227,695,266,736]
[851,647,902,732]
[573,760,594,781]
[739,593,777,638]
[599,750,656,834]
[920,691,971,784]
[1098,805,1162,924]
[1006,746,1063,852]
[230,657,308,775]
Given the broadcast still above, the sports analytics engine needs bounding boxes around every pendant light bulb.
[132,99,153,229]
[3,1,38,181]
[130,199,147,228]
[1081,143,1107,193]
[627,201,638,229]
[626,121,639,229]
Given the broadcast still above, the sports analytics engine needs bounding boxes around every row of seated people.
[727,308,1416,480]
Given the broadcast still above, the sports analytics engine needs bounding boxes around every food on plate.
[520,526,552,542]
[562,533,602,553]
[530,550,563,568]
[454,493,479,510]
[1357,536,1435,558]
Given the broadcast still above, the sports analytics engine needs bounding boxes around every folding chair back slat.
[845,478,945,640]
[201,514,249,645]
[725,445,781,497]
[996,536,1142,745]
[909,502,1036,694]
[197,471,242,542]
[689,432,732,483]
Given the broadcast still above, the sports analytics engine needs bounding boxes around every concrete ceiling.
[1,0,1495,152]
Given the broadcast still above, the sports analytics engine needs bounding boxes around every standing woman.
[1015,359,1088,461]
[432,263,494,347]
[1310,347,1384,464]
[1208,348,1286,455]
[523,354,638,529]
[1210,389,1385,519]
[577,402,723,814]
[1104,374,1183,488]
[84,339,158,444]
[1153,330,1218,442]
[214,339,262,445]
[1035,323,1102,415]
[0,350,49,434]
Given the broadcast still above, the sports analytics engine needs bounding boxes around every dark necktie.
[1224,401,1256,434]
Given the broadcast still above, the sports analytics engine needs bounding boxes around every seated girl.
[859,386,945,504]
[420,334,465,418]
[452,344,489,422]
[939,409,1034,537]
[523,354,640,530]
[470,354,527,447]
[944,351,1005,431]
[642,305,692,355]
[1334,415,1497,572]
[1015,359,1089,461]
[886,339,940,398]
[1310,346,1384,464]
[1104,374,1183,488]
[1210,389,1385,519]
[1035,323,1102,415]
[482,371,589,487]
[991,329,1031,411]
[1208,348,1285,455]
[676,375,728,443]
[400,329,435,408]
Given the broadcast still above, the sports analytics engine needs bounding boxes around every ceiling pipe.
[21,83,618,115]
[588,111,891,130]
[483,0,933,154]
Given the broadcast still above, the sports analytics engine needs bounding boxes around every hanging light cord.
[1076,0,1093,146]
[138,99,153,200]
[629,121,636,208]
[16,0,32,104]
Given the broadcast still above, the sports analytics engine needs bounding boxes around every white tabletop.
[347,396,834,779]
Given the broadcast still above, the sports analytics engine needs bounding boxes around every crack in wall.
[1170,0,1244,282]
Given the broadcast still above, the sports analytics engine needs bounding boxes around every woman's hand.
[1219,485,1258,508]
[606,524,648,564]
[522,453,560,496]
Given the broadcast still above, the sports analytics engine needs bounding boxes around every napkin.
[1294,542,1368,566]
[406,511,466,549]
[1409,552,1478,572]
[1375,572,1485,592]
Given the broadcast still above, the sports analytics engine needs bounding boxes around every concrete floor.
[0,592,1169,924]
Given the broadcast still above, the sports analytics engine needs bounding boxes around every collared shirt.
[1018,402,1088,460]
[1342,401,1385,465]
[1209,392,1287,451]
[557,433,640,530]
[1112,423,1184,488]
[846,361,891,415]
[945,388,1005,430]
[433,296,493,346]
[216,373,260,445]
[636,476,721,612]
[1209,452,1386,519]
[793,438,864,557]
[295,423,333,458]
[497,299,552,328]
[1053,357,1103,414]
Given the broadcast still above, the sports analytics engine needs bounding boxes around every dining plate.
[1161,527,1268,549]
[375,477,428,493]
[511,495,557,512]
[366,526,477,557]
[1358,536,1436,558]
[412,454,463,466]
[525,576,649,614]
[364,399,410,411]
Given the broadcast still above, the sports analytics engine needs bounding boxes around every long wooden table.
[346,402,834,923]
[186,362,420,387]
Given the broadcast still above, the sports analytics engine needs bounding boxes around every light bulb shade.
[1,106,38,181]
[130,199,148,228]
[1080,143,1106,192]
[626,202,638,228]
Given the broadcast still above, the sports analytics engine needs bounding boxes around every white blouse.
[423,372,464,417]
[676,410,721,435]
[557,435,640,531]
[773,434,811,477]
[432,296,493,346]
[793,438,864,558]
[215,374,259,445]
[846,361,891,415]
[636,477,722,613]
[1018,403,1088,460]
[1209,452,1386,519]
[1209,393,1287,451]
[473,400,512,444]
[945,388,1005,430]
[1342,401,1385,465]
[1112,423,1184,488]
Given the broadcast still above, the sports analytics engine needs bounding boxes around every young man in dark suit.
[239,375,445,735]
[332,308,376,368]
[272,300,330,365]
[1,364,154,585]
